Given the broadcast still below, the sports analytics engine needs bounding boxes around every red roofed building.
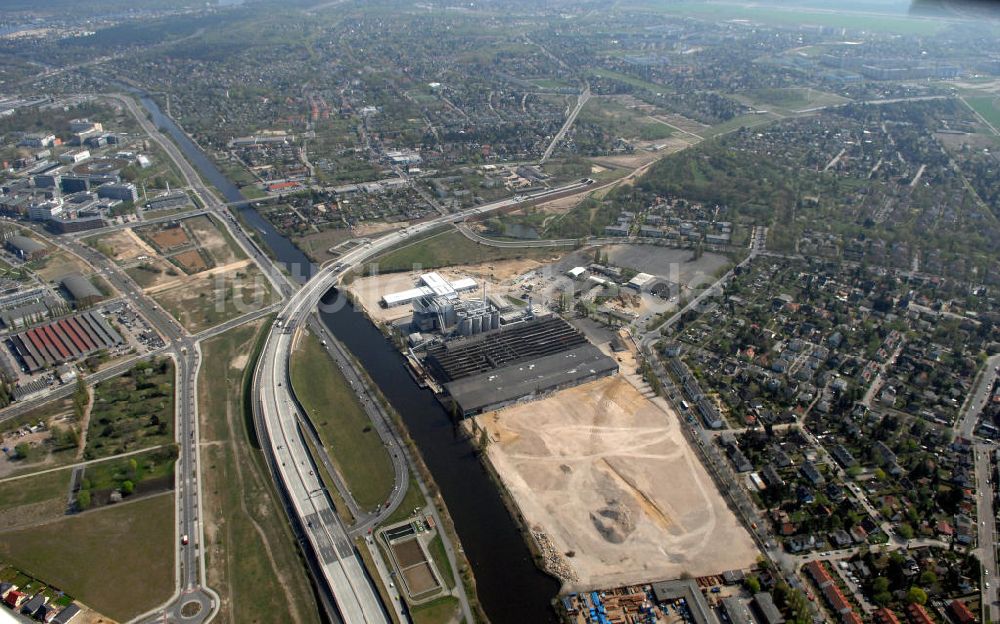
[4,589,25,608]
[907,603,934,624]
[875,607,901,624]
[949,599,976,624]
[841,610,864,624]
[804,561,834,588]
[822,583,851,614]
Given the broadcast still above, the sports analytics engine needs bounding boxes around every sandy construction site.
[477,374,757,590]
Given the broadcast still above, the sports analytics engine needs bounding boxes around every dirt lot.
[149,261,272,333]
[185,215,244,265]
[32,249,95,284]
[477,375,757,590]
[602,246,731,284]
[172,249,209,273]
[125,258,182,289]
[145,226,190,252]
[403,562,438,596]
[90,229,156,264]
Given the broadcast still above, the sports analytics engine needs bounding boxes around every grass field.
[369,227,573,274]
[0,492,175,622]
[411,595,459,624]
[79,446,176,508]
[703,112,781,137]
[964,95,1000,130]
[383,475,426,526]
[290,331,393,511]
[741,87,851,112]
[0,468,71,511]
[427,534,455,590]
[589,68,664,94]
[198,321,321,624]
[85,358,175,460]
[578,97,673,141]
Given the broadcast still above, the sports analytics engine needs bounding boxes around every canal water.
[134,93,561,622]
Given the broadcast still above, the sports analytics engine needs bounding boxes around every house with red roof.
[949,599,976,624]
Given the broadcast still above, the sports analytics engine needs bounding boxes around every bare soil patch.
[477,375,758,590]
[173,249,209,274]
[185,215,243,265]
[146,226,190,252]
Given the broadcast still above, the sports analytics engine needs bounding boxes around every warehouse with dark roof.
[423,315,618,415]
[5,235,48,260]
[60,274,102,307]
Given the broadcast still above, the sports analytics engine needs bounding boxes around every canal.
[134,92,562,622]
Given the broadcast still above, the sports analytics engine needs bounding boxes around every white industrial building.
[380,272,478,308]
[626,272,657,292]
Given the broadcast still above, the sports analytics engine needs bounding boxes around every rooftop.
[444,343,618,414]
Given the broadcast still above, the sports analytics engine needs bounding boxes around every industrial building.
[423,315,618,415]
[60,274,102,307]
[145,191,190,211]
[5,235,48,261]
[9,310,124,372]
[380,272,477,308]
[649,579,714,624]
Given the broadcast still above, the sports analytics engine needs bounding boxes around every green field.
[589,68,665,94]
[622,0,947,35]
[578,97,674,141]
[85,358,175,460]
[383,475,426,526]
[742,87,851,112]
[529,78,578,91]
[411,595,459,624]
[964,95,1000,130]
[0,468,72,512]
[198,321,321,624]
[427,533,455,589]
[0,493,175,622]
[78,446,176,509]
[369,227,573,274]
[290,331,393,511]
[703,112,780,138]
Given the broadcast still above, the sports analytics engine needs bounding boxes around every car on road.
[182,534,189,545]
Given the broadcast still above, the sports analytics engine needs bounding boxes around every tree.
[919,570,937,586]
[121,480,135,496]
[76,490,91,510]
[745,575,761,594]
[906,586,927,605]
[13,443,30,460]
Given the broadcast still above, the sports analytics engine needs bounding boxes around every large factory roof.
[444,343,617,415]
[424,315,587,382]
[380,272,477,307]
